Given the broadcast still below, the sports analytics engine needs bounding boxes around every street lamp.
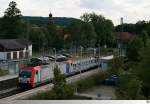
[93,48,96,57]
[80,46,83,59]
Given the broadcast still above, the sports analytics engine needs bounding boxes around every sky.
[0,0,150,25]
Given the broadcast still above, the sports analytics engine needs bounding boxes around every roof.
[101,55,114,60]
[0,39,31,50]
[16,39,32,46]
[115,32,135,41]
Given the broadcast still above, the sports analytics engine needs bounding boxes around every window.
[19,70,32,78]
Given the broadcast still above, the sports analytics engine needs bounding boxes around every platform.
[0,74,17,82]
[0,75,18,91]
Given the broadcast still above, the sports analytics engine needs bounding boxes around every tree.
[80,13,91,22]
[108,56,124,76]
[116,75,142,99]
[126,37,144,62]
[66,20,83,48]
[29,27,47,51]
[52,65,74,99]
[84,12,114,47]
[46,13,64,50]
[80,22,97,48]
[136,44,150,99]
[0,1,22,38]
[139,30,149,47]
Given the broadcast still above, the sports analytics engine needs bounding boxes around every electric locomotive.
[18,57,100,88]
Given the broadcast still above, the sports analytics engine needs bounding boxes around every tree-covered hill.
[22,16,78,27]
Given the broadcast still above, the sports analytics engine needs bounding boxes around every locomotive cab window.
[19,70,32,78]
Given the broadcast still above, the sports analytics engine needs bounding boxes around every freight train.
[18,57,101,88]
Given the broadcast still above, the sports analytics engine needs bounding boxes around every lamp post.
[80,46,83,59]
[53,48,56,64]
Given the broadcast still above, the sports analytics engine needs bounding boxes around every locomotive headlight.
[19,77,30,83]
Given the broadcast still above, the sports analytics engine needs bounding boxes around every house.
[114,32,136,41]
[0,39,32,60]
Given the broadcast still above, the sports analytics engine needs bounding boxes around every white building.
[0,39,32,60]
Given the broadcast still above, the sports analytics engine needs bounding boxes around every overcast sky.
[0,0,150,25]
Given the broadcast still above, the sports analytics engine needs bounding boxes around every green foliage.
[139,30,149,47]
[136,44,150,99]
[46,14,64,50]
[29,27,47,51]
[0,1,23,39]
[89,13,114,47]
[126,37,144,62]
[30,90,92,100]
[116,75,143,99]
[67,19,97,48]
[75,71,108,92]
[67,12,115,48]
[115,21,150,36]
[0,69,9,76]
[4,1,21,18]
[52,65,74,99]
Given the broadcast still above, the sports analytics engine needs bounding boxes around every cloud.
[0,0,150,25]
[80,0,150,25]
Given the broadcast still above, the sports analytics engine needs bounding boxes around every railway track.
[0,66,100,100]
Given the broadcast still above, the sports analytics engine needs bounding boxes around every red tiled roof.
[114,32,135,41]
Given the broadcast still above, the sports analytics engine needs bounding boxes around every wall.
[0,52,7,60]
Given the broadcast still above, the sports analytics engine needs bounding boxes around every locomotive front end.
[18,67,33,88]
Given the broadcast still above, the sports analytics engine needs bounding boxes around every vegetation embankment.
[29,67,108,100]
[107,36,150,99]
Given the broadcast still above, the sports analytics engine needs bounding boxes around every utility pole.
[119,17,123,57]
[26,21,30,60]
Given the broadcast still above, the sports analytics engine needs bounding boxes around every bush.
[115,74,144,100]
[75,71,108,92]
[30,70,108,100]
[0,68,9,76]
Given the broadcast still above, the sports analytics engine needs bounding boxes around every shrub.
[0,68,9,76]
[75,71,108,92]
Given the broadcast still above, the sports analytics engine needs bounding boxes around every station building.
[0,39,32,61]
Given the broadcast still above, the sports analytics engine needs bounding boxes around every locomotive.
[18,57,101,88]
